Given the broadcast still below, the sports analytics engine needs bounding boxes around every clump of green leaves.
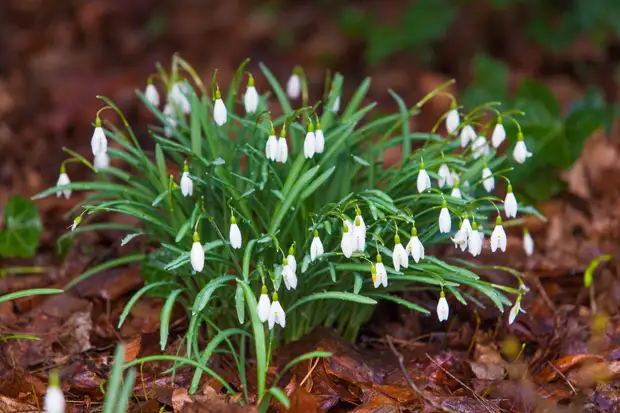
[36,56,534,409]
[0,195,42,258]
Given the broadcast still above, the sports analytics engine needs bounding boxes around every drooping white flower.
[43,370,65,413]
[341,220,354,258]
[491,121,506,148]
[460,125,476,148]
[213,90,227,126]
[282,257,298,290]
[451,223,468,252]
[180,164,193,197]
[91,122,107,156]
[471,136,490,159]
[244,76,259,114]
[353,212,366,252]
[437,163,452,188]
[229,216,242,249]
[461,217,472,235]
[56,170,71,199]
[310,230,324,261]
[451,187,462,199]
[508,297,526,325]
[276,137,288,164]
[439,203,451,233]
[93,152,110,171]
[468,223,482,256]
[478,225,486,242]
[170,82,190,114]
[406,226,425,263]
[392,235,408,272]
[268,293,286,329]
[70,216,81,232]
[373,255,388,288]
[286,73,301,100]
[482,167,495,193]
[523,229,534,256]
[490,216,507,252]
[145,83,160,107]
[304,123,316,159]
[504,185,518,218]
[314,125,325,154]
[417,162,431,193]
[513,137,532,164]
[265,130,278,161]
[287,244,297,273]
[190,232,204,272]
[257,286,270,323]
[437,291,449,322]
[445,108,460,135]
[163,103,176,137]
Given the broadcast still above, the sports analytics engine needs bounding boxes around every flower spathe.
[44,370,65,413]
[523,229,534,256]
[71,216,81,232]
[491,121,506,148]
[392,234,408,272]
[513,135,532,164]
[406,226,424,263]
[460,125,476,148]
[229,216,242,249]
[268,293,286,329]
[490,216,507,252]
[437,163,452,188]
[257,285,270,323]
[145,83,160,107]
[213,90,227,126]
[91,119,107,156]
[508,296,526,325]
[482,166,495,193]
[504,185,518,218]
[438,202,451,233]
[417,162,431,193]
[471,136,490,159]
[373,254,387,288]
[190,232,204,272]
[244,76,259,113]
[341,220,354,258]
[437,290,449,322]
[332,95,341,112]
[286,73,301,99]
[445,108,460,135]
[310,230,324,261]
[314,123,325,154]
[56,169,71,199]
[304,123,316,158]
[282,257,298,290]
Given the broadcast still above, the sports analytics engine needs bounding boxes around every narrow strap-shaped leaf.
[160,289,184,350]
[192,276,235,315]
[288,291,376,312]
[102,344,125,413]
[118,281,177,328]
[366,293,431,315]
[0,288,62,304]
[65,253,146,290]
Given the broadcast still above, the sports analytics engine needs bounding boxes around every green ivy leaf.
[0,196,42,258]
[514,79,561,119]
[462,54,509,107]
[564,106,604,162]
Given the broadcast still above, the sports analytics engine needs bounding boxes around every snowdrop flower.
[229,216,242,249]
[468,222,482,256]
[491,119,506,148]
[170,82,190,114]
[445,107,460,135]
[508,296,526,325]
[478,225,486,242]
[437,163,452,188]
[504,185,518,218]
[244,75,259,114]
[93,152,109,171]
[471,136,490,159]
[145,82,160,107]
[213,89,227,126]
[523,229,534,256]
[417,161,431,193]
[451,222,468,252]
[287,244,297,273]
[438,201,451,233]
[303,122,316,159]
[310,230,324,261]
[461,217,472,235]
[190,232,204,272]
[276,127,289,164]
[257,285,270,323]
[265,127,278,161]
[70,215,81,232]
[286,72,301,100]
[180,162,193,197]
[44,370,65,413]
[392,234,408,272]
[513,133,532,164]
[490,216,507,252]
[451,186,462,199]
[56,168,71,199]
[482,166,495,193]
[314,120,325,154]
[282,257,298,290]
[91,118,107,156]
[406,226,425,263]
[460,125,476,148]
[353,211,366,252]
[341,220,354,258]
[163,103,176,137]
[437,290,449,322]
[268,293,286,329]
[373,255,388,288]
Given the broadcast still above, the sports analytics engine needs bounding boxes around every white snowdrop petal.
[491,123,506,148]
[310,236,324,261]
[93,153,110,170]
[513,140,532,164]
[190,242,205,272]
[56,173,71,199]
[439,207,451,233]
[244,86,259,113]
[145,84,160,107]
[451,188,461,199]
[417,169,431,193]
[286,74,301,99]
[446,109,460,134]
[314,129,325,154]
[91,127,108,156]
[482,168,495,193]
[460,125,476,148]
[523,231,534,256]
[214,99,227,126]
[230,224,242,249]
[304,131,316,159]
[257,294,271,322]
[472,136,490,159]
[437,296,449,322]
[180,172,193,197]
[44,386,65,413]
[277,137,288,163]
[504,192,518,218]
